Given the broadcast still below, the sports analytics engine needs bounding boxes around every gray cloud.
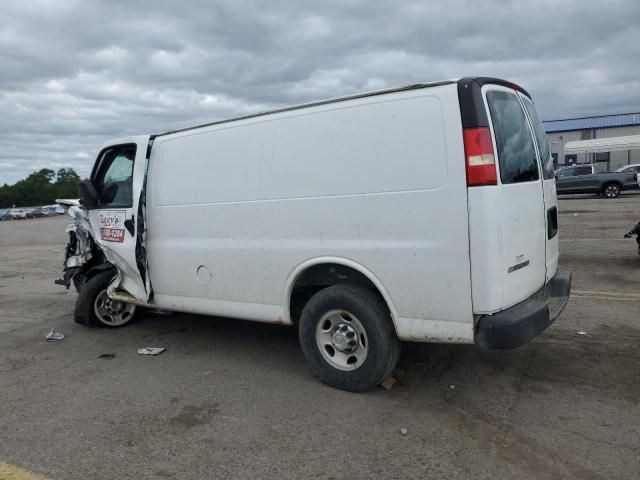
[1,0,639,183]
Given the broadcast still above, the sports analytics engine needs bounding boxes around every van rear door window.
[486,90,539,184]
[521,97,554,180]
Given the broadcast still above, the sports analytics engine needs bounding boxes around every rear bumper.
[475,270,571,349]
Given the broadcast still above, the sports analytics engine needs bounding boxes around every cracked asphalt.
[1,193,639,479]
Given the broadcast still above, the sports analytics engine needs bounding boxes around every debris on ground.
[379,375,397,390]
[45,328,65,342]
[379,368,404,390]
[98,353,116,359]
[400,427,408,436]
[577,331,587,335]
[137,347,167,356]
[450,384,456,389]
[147,309,174,317]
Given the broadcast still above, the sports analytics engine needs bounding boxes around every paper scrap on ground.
[45,328,65,342]
[137,347,167,356]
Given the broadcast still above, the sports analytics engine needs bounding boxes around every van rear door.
[519,94,559,282]
[483,85,547,308]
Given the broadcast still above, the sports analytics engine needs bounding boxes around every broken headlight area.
[55,222,100,291]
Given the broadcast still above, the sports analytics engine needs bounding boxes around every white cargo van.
[58,77,571,392]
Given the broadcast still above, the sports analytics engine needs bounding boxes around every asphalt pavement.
[1,194,639,480]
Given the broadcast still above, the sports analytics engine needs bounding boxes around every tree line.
[0,168,81,208]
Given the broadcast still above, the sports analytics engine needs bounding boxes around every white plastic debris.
[137,347,167,356]
[46,328,65,342]
[577,331,587,335]
[449,384,456,389]
[148,309,174,317]
[400,427,408,436]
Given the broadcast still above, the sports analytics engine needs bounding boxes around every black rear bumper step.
[475,270,571,350]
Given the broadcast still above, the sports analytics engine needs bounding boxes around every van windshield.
[486,90,539,184]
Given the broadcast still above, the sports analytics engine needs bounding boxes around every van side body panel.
[146,85,475,342]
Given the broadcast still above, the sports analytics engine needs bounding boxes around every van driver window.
[94,146,136,208]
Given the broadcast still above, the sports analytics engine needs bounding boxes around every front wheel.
[74,269,137,327]
[603,183,621,198]
[298,284,400,392]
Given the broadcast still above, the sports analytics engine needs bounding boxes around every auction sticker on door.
[99,210,126,243]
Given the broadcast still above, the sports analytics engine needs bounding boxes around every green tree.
[0,168,81,208]
[54,168,81,199]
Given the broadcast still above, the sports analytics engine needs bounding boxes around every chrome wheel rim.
[93,289,136,326]
[315,309,368,371]
[605,185,619,198]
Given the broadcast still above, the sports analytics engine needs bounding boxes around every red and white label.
[99,210,126,243]
[100,227,125,243]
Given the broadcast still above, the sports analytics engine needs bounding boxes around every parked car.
[8,208,28,220]
[555,164,639,198]
[42,204,66,215]
[0,210,10,221]
[57,77,571,392]
[616,164,640,188]
[615,164,640,174]
[26,208,47,219]
[39,208,56,217]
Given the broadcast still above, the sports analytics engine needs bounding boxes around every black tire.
[74,269,136,328]
[298,284,400,392]
[603,182,621,199]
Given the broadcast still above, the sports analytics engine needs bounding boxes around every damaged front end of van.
[55,136,152,327]
[54,197,141,327]
[55,199,119,295]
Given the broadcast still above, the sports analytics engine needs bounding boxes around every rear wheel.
[603,182,621,198]
[298,284,400,392]
[74,269,136,327]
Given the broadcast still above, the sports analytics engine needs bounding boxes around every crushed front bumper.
[475,270,572,349]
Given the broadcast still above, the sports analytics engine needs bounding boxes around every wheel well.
[602,181,622,191]
[289,263,389,324]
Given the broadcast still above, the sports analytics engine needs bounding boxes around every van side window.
[486,91,539,184]
[521,97,554,180]
[93,145,136,208]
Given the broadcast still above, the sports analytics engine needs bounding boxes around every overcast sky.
[1,0,639,184]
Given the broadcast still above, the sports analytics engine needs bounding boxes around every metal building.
[543,112,640,171]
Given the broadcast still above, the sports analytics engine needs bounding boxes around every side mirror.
[79,179,99,209]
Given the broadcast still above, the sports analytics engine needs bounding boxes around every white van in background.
[58,77,571,392]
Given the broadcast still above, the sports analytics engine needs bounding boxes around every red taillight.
[464,127,497,186]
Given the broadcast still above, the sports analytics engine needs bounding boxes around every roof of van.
[152,77,530,139]
[154,80,457,138]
